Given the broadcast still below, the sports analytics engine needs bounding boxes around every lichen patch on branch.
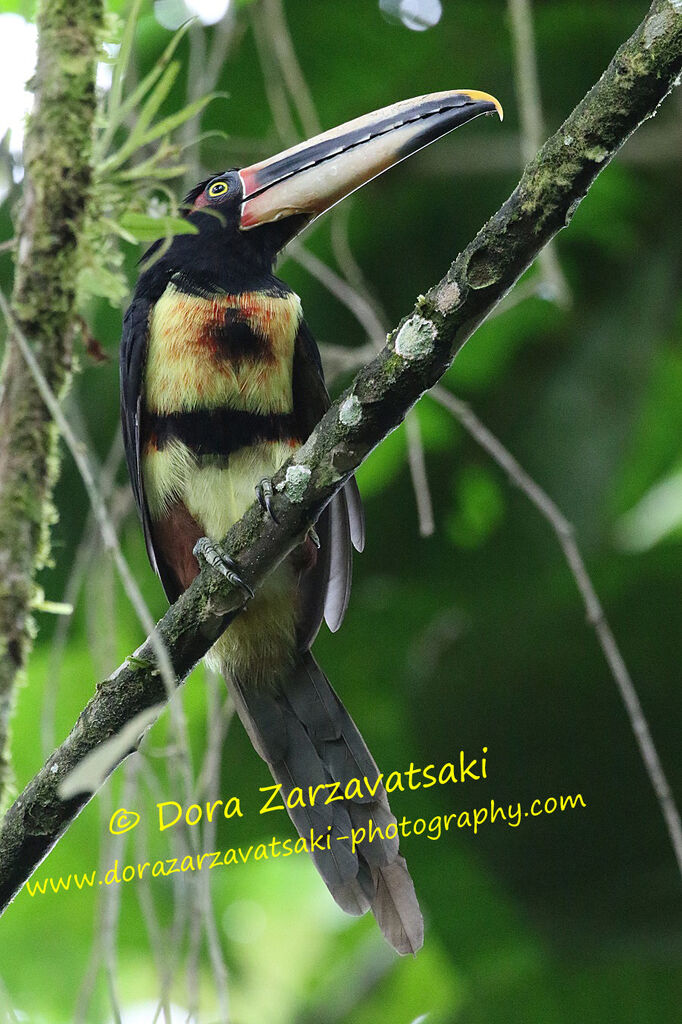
[645,10,676,46]
[435,280,461,313]
[280,464,312,503]
[394,315,437,360]
[339,394,362,427]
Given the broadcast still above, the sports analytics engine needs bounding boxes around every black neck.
[135,212,307,302]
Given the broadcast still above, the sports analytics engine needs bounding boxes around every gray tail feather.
[223,651,424,955]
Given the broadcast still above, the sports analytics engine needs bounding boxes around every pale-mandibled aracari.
[120,91,503,954]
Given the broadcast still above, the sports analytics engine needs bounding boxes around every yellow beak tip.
[461,89,504,122]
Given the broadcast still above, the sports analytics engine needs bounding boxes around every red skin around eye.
[194,192,210,208]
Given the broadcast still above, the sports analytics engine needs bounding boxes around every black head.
[184,171,243,226]
[184,170,308,265]
[138,170,305,294]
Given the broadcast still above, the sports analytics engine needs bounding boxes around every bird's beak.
[238,90,502,232]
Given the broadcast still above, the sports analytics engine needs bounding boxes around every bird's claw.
[307,526,320,549]
[256,477,279,524]
[193,537,254,600]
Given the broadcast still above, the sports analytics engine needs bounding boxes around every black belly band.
[146,407,301,457]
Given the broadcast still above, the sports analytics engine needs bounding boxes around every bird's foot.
[193,537,254,600]
[256,477,279,524]
[255,479,319,552]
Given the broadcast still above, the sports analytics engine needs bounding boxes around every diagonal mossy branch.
[0,0,104,805]
[0,0,680,913]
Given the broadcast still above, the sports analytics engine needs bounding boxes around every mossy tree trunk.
[0,0,104,805]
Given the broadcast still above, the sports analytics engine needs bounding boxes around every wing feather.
[120,295,178,601]
[292,320,364,645]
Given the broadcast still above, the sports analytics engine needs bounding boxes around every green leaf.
[615,467,682,552]
[103,60,181,169]
[103,18,194,147]
[110,138,178,179]
[33,600,74,616]
[135,91,228,149]
[126,655,154,670]
[117,160,188,182]
[77,264,129,305]
[106,0,145,130]
[178,129,229,153]
[102,92,226,174]
[131,59,181,140]
[101,216,138,244]
[117,212,198,241]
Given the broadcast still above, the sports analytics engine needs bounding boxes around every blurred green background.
[0,0,681,1021]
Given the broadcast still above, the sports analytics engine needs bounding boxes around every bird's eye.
[207,180,229,198]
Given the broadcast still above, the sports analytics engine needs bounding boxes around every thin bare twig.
[33,412,202,1016]
[262,0,321,138]
[250,3,298,147]
[197,669,232,1021]
[185,677,234,1021]
[74,774,126,1024]
[83,532,126,1024]
[99,763,142,1024]
[330,205,380,308]
[205,11,240,93]
[286,241,387,346]
[182,15,239,193]
[141,763,189,1024]
[431,384,682,879]
[508,0,570,307]
[135,760,175,1017]
[404,413,435,537]
[41,428,126,756]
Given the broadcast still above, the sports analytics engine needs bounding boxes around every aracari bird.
[120,90,502,954]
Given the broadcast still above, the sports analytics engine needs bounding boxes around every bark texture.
[0,0,680,912]
[0,0,103,803]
